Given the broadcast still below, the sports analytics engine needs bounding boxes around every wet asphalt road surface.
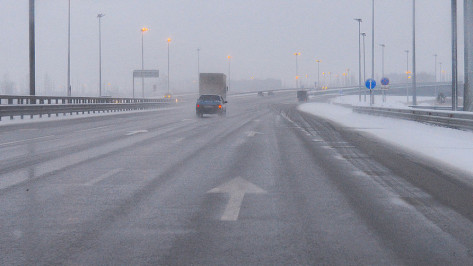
[1,92,473,265]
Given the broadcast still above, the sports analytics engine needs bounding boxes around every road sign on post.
[365,78,376,89]
[381,77,389,86]
[381,77,389,103]
[132,70,159,98]
[365,79,376,106]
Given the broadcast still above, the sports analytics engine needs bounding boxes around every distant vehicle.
[199,73,228,101]
[267,91,274,96]
[196,95,227,117]
[257,91,264,96]
[297,90,308,102]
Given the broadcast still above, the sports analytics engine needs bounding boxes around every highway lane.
[1,92,473,264]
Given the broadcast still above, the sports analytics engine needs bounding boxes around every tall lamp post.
[67,0,71,97]
[294,52,301,88]
[315,59,321,89]
[362,33,367,101]
[434,54,438,97]
[227,55,231,91]
[439,62,443,82]
[97,13,105,97]
[197,48,200,89]
[371,0,375,80]
[412,0,417,105]
[354,18,362,101]
[405,50,410,103]
[29,0,35,98]
[451,0,458,111]
[167,38,171,94]
[140,27,149,98]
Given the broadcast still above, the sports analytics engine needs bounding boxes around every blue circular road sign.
[365,79,376,90]
[381,77,390,86]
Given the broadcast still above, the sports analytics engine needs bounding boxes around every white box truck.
[199,73,227,100]
[196,73,228,117]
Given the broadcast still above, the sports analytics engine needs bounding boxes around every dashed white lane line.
[84,168,123,186]
[125,130,149,136]
[78,126,111,132]
[0,135,56,147]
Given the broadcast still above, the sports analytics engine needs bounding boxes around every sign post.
[133,70,159,98]
[381,77,390,103]
[365,78,376,106]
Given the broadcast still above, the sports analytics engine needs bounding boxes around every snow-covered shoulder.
[298,101,473,177]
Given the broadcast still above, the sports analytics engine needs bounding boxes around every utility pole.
[464,0,473,111]
[434,54,438,97]
[29,0,35,100]
[67,0,71,97]
[412,0,417,105]
[354,18,362,102]
[371,0,375,80]
[452,0,458,111]
[97,13,105,97]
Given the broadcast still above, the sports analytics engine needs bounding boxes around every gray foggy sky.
[0,0,462,96]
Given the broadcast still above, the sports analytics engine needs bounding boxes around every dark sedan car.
[196,95,227,117]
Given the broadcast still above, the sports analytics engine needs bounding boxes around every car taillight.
[218,105,222,109]
[197,104,200,107]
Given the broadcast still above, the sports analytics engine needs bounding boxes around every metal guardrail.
[352,106,473,131]
[0,95,173,121]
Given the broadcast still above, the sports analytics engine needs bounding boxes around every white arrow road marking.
[207,177,267,221]
[125,130,149,136]
[246,131,264,137]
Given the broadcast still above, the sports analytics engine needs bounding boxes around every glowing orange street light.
[167,37,172,94]
[294,52,301,88]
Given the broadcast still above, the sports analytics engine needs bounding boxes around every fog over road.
[1,92,473,265]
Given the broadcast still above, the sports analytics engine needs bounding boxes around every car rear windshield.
[199,95,221,101]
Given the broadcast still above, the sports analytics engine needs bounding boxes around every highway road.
[1,91,473,265]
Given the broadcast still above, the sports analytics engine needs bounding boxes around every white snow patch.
[298,98,473,177]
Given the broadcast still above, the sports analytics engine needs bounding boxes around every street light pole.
[29,0,35,98]
[197,48,200,89]
[439,62,442,82]
[167,38,171,94]
[97,13,104,97]
[405,50,410,103]
[316,59,321,90]
[362,33,367,101]
[227,55,231,91]
[451,0,458,111]
[354,18,362,102]
[294,52,301,88]
[67,0,71,97]
[371,0,375,79]
[412,0,417,105]
[434,54,438,97]
[140,27,149,98]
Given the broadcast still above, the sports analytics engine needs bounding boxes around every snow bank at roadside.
[298,102,473,176]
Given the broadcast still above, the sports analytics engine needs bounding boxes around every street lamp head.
[379,44,385,47]
[354,18,362,22]
[294,52,301,56]
[316,59,321,63]
[141,27,149,32]
[167,38,172,43]
[361,33,366,37]
[227,55,231,59]
[97,13,105,18]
